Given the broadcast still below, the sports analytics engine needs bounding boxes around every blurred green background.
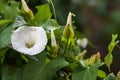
[1,0,120,75]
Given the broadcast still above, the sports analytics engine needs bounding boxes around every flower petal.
[11,26,47,55]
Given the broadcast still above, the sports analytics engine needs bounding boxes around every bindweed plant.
[0,0,119,80]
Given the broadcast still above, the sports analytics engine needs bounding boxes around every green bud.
[21,0,34,20]
[63,12,75,39]
[75,50,87,60]
[86,52,101,66]
[51,29,58,57]
[117,71,120,80]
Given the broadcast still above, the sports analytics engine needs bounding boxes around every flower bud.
[90,52,100,64]
[86,52,101,66]
[75,50,87,60]
[117,71,120,80]
[76,38,88,48]
[63,12,75,39]
[21,0,34,19]
[51,29,58,57]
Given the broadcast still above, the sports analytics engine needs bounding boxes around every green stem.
[48,0,58,25]
[63,38,69,56]
[117,45,120,50]
[20,53,28,63]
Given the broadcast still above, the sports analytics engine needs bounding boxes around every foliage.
[0,0,119,80]
[104,34,119,71]
[35,4,52,25]
[0,0,20,20]
[72,62,101,80]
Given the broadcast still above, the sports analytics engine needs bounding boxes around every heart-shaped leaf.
[23,56,69,80]
[72,62,101,80]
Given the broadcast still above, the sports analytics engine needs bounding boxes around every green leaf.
[23,55,69,80]
[0,20,12,26]
[104,73,117,80]
[41,19,61,39]
[104,54,113,71]
[1,49,26,80]
[104,34,119,70]
[35,4,52,25]
[2,65,24,80]
[0,0,20,20]
[3,49,26,66]
[0,24,13,49]
[1,53,46,80]
[1,47,68,80]
[41,19,60,31]
[98,70,106,78]
[0,48,9,60]
[72,62,101,80]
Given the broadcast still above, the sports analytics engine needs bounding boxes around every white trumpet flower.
[11,26,47,55]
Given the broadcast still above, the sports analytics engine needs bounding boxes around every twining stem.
[48,0,58,25]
